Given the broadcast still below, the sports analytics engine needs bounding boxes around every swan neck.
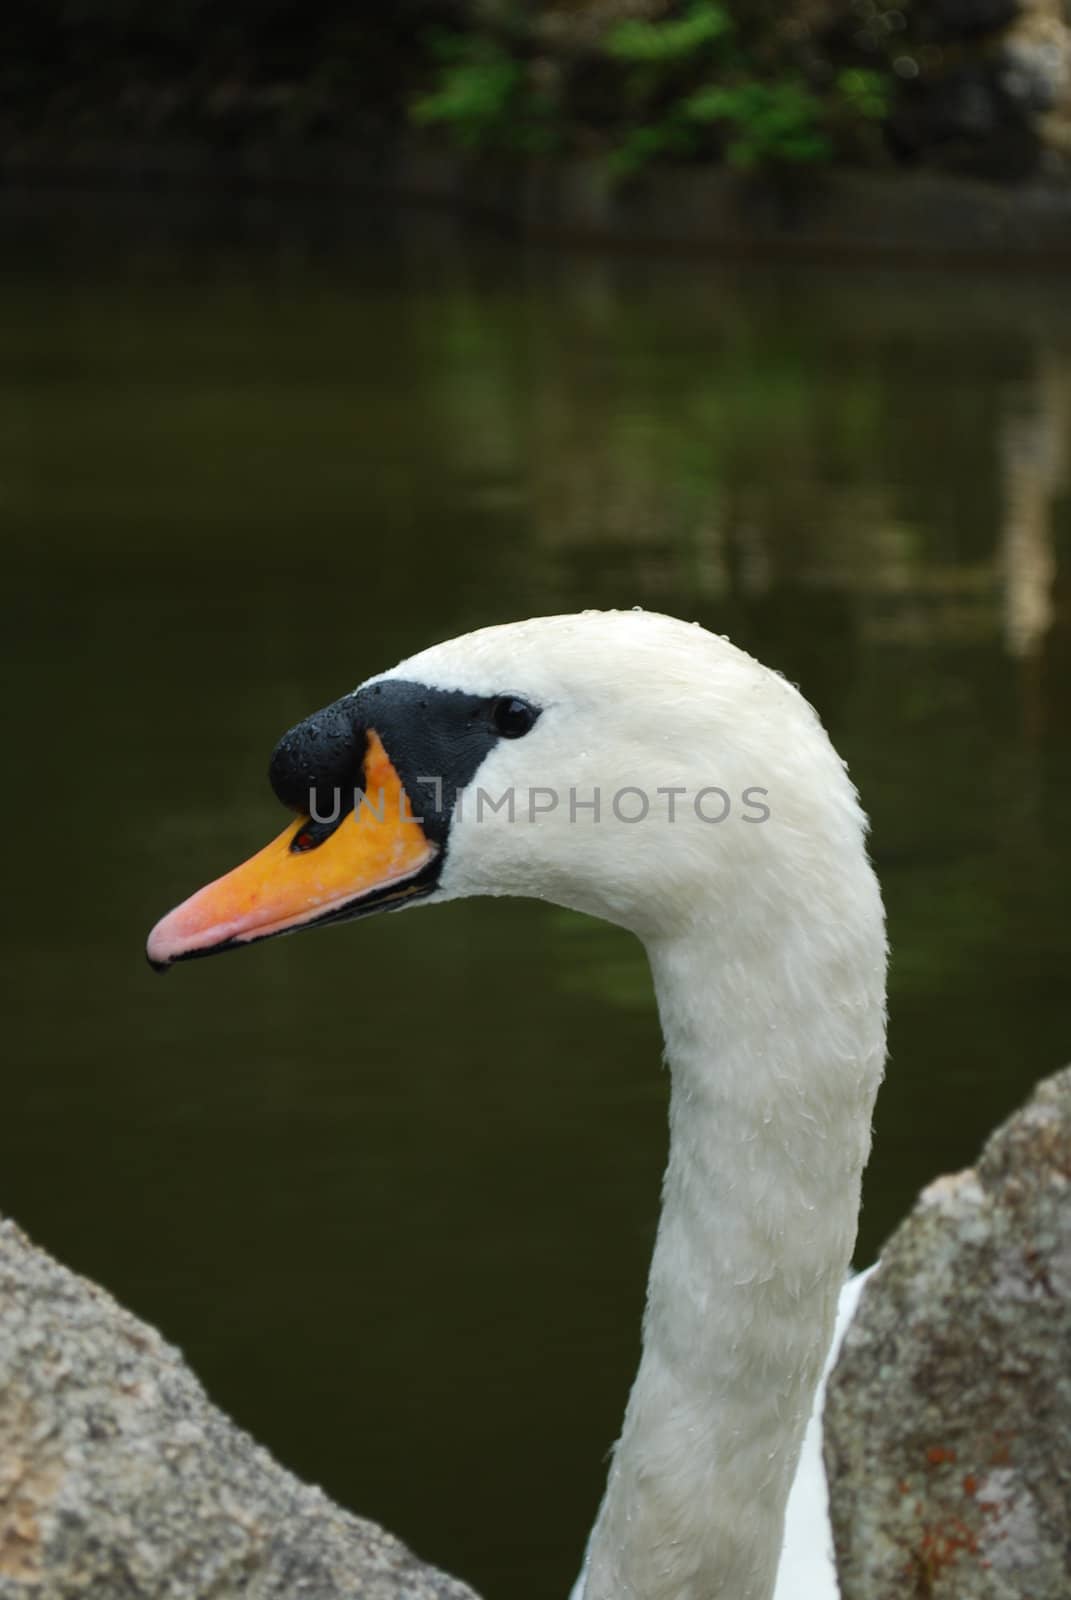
[581,907,885,1600]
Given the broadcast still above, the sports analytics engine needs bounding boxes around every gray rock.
[0,1219,480,1600]
[826,1065,1071,1600]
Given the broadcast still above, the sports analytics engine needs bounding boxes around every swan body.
[148,610,887,1600]
[773,1266,876,1600]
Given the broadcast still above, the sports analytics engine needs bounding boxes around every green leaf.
[682,77,832,166]
[608,119,699,178]
[835,67,891,121]
[606,2,733,65]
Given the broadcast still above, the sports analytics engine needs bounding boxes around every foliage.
[413,35,518,150]
[605,3,734,65]
[409,2,894,179]
[610,81,833,178]
[411,30,559,154]
[836,68,892,123]
[687,83,833,169]
[607,120,701,177]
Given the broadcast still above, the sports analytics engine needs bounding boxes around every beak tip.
[146,911,182,974]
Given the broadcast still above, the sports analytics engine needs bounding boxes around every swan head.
[147,610,869,968]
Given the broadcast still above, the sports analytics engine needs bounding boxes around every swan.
[147,609,887,1600]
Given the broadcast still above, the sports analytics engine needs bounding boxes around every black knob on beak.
[268,694,365,820]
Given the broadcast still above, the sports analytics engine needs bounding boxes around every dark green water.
[3,190,1069,1598]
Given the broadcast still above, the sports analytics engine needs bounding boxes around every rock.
[0,1220,480,1600]
[1002,0,1071,170]
[825,1066,1071,1600]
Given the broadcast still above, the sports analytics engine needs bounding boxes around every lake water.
[3,188,1069,1598]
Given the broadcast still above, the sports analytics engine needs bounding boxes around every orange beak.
[146,730,437,970]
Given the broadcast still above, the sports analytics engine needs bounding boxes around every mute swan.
[148,610,887,1600]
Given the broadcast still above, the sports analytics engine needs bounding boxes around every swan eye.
[491,695,540,739]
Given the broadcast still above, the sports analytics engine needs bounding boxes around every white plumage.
[375,611,888,1600]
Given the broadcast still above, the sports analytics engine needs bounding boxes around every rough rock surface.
[826,1066,1071,1599]
[0,1219,480,1600]
[1005,0,1071,168]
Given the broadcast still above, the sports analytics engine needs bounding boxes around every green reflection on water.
[2,191,1069,1599]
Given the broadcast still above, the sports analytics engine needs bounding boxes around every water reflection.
[1,192,1069,1600]
[1001,358,1061,665]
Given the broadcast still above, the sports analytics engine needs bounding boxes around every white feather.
[368,611,888,1600]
